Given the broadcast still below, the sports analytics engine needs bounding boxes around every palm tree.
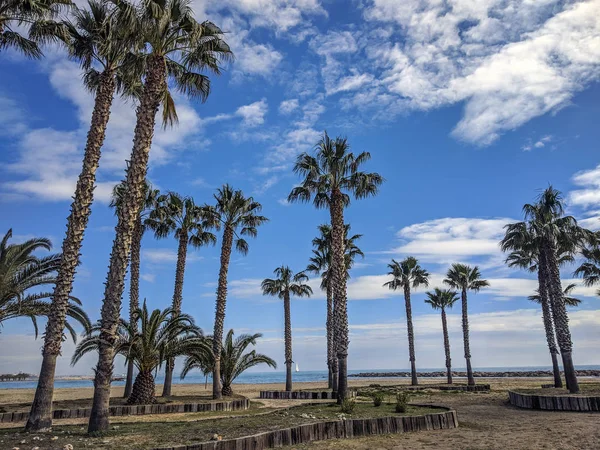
[425,288,459,384]
[0,0,70,58]
[0,229,90,339]
[110,180,160,398]
[444,263,488,386]
[146,192,217,396]
[26,1,144,431]
[574,246,600,296]
[502,224,580,389]
[261,266,312,391]
[505,187,592,393]
[182,330,276,396]
[306,223,363,392]
[73,302,203,405]
[209,184,268,399]
[88,1,231,432]
[383,257,429,386]
[289,131,383,403]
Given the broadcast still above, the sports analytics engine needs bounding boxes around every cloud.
[569,164,600,209]
[522,135,553,151]
[236,98,268,127]
[142,248,202,264]
[356,0,600,145]
[279,99,300,115]
[141,273,156,283]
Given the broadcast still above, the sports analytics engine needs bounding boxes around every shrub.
[373,393,384,407]
[395,391,410,413]
[340,398,356,414]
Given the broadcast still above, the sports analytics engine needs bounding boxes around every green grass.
[514,383,600,397]
[0,403,445,450]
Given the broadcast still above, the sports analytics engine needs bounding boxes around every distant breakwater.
[349,370,600,378]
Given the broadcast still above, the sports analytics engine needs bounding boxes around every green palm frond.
[384,257,430,291]
[425,288,459,310]
[261,265,313,300]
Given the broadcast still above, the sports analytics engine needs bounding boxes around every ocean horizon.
[1,365,599,390]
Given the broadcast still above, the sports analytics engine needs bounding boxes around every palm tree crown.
[444,263,489,292]
[0,229,90,340]
[574,246,600,296]
[425,288,459,310]
[0,0,70,58]
[384,257,430,291]
[529,284,582,307]
[261,266,313,300]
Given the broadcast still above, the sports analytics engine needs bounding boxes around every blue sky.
[1,0,600,376]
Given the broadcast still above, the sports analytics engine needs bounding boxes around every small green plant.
[373,393,384,407]
[340,398,356,414]
[395,391,410,413]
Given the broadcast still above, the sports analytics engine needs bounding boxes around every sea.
[1,366,599,390]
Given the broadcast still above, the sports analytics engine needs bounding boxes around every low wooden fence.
[259,391,357,400]
[0,398,249,423]
[153,408,459,450]
[508,391,600,412]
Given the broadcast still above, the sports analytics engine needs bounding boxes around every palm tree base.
[127,371,156,405]
[222,385,233,396]
[124,359,135,398]
[410,360,418,386]
[561,351,579,394]
[162,361,174,397]
[336,356,348,405]
[550,352,563,388]
[26,353,58,432]
[285,361,293,392]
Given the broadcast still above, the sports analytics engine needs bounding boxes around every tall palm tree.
[307,223,363,392]
[0,229,90,339]
[261,266,312,391]
[26,1,144,432]
[501,224,578,389]
[73,302,203,405]
[505,187,592,393]
[146,192,217,396]
[182,330,276,396]
[89,1,231,432]
[289,132,383,402]
[444,263,488,386]
[383,257,429,386]
[425,288,458,384]
[209,184,268,399]
[110,180,160,398]
[0,0,70,58]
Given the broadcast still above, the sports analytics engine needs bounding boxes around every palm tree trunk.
[326,282,334,390]
[222,384,233,396]
[441,307,452,385]
[26,71,116,432]
[537,262,562,388]
[124,216,143,398]
[542,241,579,393]
[330,189,349,403]
[213,225,234,400]
[284,291,293,391]
[403,285,418,386]
[163,231,188,397]
[461,287,475,386]
[127,370,156,405]
[88,55,166,433]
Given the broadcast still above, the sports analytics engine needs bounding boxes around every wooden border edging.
[259,391,357,400]
[0,398,249,423]
[403,385,490,392]
[508,391,600,412]
[152,407,458,450]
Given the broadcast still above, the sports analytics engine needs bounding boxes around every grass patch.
[0,403,445,449]
[514,383,600,397]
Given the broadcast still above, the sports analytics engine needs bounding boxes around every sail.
[295,363,299,372]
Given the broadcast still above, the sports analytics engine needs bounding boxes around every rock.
[211,434,219,441]
[112,426,120,430]
[63,445,73,450]
[32,447,40,450]
[51,437,58,441]
[20,441,26,444]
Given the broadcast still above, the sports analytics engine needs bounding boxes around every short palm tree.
[181,330,276,396]
[0,229,90,339]
[503,187,592,393]
[89,1,231,432]
[26,1,145,431]
[444,263,488,386]
[73,302,203,405]
[261,266,312,391]
[146,192,217,396]
[425,288,459,384]
[383,257,429,386]
[110,180,160,398]
[288,131,383,402]
[0,0,70,58]
[307,223,363,392]
[209,184,268,399]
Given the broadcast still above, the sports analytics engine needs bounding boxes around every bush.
[340,398,356,414]
[373,393,384,407]
[395,391,410,413]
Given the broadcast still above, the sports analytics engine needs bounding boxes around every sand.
[1,377,599,449]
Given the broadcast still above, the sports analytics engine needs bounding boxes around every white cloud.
[279,99,300,115]
[236,98,268,127]
[569,164,600,209]
[141,273,156,283]
[142,248,203,264]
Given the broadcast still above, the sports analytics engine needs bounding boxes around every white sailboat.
[295,363,299,372]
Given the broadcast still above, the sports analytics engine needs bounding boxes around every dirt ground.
[1,377,599,449]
